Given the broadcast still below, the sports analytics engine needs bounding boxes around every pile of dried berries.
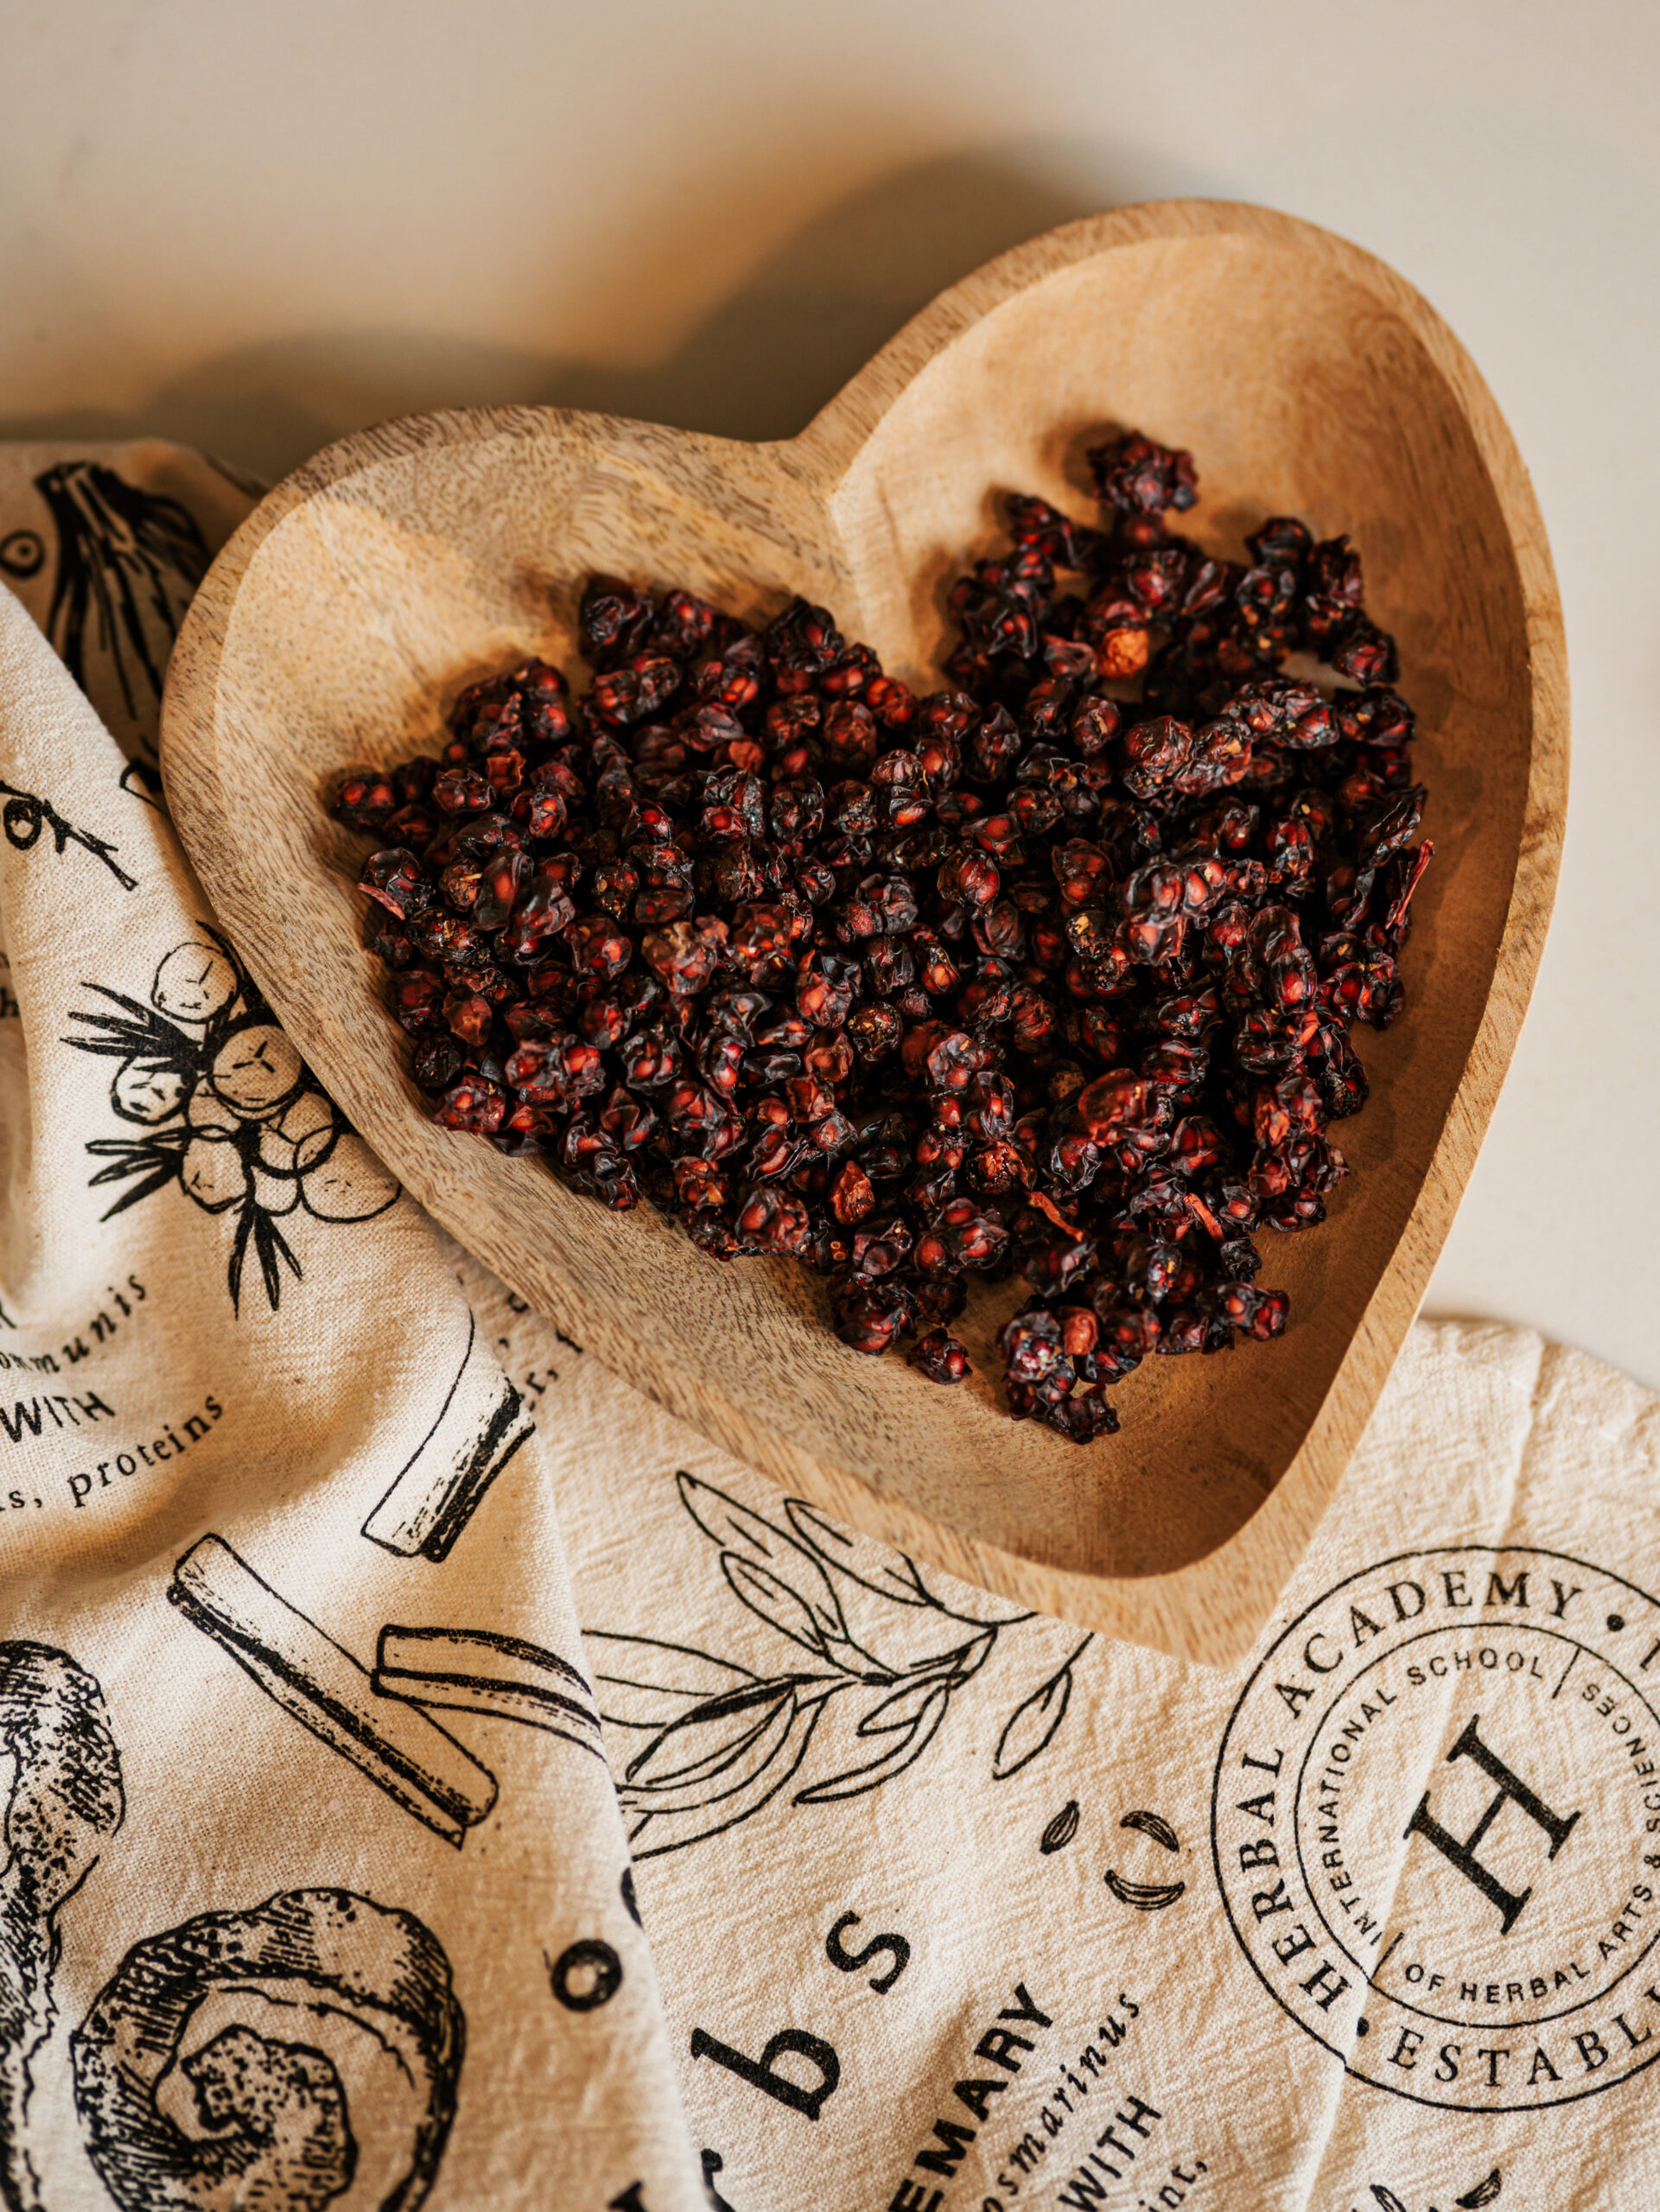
[334,430,1431,1443]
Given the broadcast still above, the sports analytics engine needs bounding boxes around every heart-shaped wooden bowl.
[162,201,1566,1667]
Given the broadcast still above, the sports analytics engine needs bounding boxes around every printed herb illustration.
[34,460,210,748]
[587,1472,1093,1856]
[0,775,136,888]
[65,929,398,1313]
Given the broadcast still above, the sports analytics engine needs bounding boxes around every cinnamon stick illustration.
[374,1625,603,1760]
[169,1536,498,1846]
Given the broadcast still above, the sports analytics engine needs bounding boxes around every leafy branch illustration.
[65,925,398,1313]
[587,1474,1092,1857]
[0,776,136,888]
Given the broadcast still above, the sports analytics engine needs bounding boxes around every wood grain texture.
[159,201,1568,1668]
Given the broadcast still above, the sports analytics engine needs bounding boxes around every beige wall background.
[3,0,1656,1383]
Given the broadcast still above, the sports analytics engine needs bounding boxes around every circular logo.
[1213,1546,1660,2110]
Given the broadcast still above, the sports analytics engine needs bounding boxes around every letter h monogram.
[1403,1712,1579,1933]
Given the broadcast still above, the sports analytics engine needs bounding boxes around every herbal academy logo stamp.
[1212,1547,1660,2110]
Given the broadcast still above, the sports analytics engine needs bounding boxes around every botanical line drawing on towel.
[72,1887,463,2212]
[0,1644,124,2212]
[169,1535,498,1847]
[33,461,209,751]
[373,1624,603,1761]
[586,1472,1095,1858]
[66,928,398,1313]
[1366,2169,1502,2211]
[0,774,135,889]
[360,1311,532,1560]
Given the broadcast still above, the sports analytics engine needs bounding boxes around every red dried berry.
[907,1329,971,1385]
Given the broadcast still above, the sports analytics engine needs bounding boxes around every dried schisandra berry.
[907,1329,972,1385]
[329,429,1430,1443]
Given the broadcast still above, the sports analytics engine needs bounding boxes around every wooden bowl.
[161,201,1566,1667]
